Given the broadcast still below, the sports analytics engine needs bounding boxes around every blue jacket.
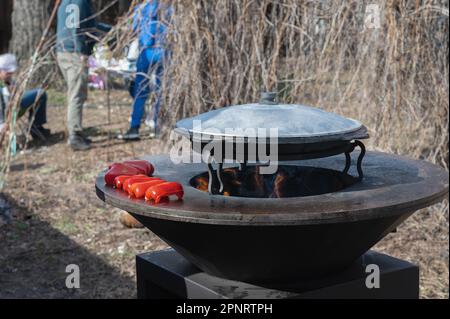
[56,0,110,56]
[133,0,172,50]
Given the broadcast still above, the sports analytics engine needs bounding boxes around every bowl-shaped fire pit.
[96,152,448,283]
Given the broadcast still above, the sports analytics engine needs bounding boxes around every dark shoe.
[117,127,140,141]
[69,134,91,151]
[30,126,51,140]
[82,135,92,144]
[78,131,92,144]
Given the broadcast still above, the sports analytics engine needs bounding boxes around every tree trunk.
[0,0,13,54]
[9,0,53,61]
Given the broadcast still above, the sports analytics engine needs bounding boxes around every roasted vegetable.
[125,176,161,195]
[132,179,165,199]
[114,175,143,189]
[104,164,142,186]
[145,182,184,204]
[123,160,154,176]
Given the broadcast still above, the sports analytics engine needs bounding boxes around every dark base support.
[136,249,419,299]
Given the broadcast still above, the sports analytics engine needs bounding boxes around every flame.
[196,176,209,192]
[272,171,288,198]
[194,166,290,198]
[193,165,354,198]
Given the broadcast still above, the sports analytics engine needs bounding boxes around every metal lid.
[175,93,364,141]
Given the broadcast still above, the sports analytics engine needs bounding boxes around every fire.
[193,166,284,197]
[191,165,356,198]
[195,176,209,192]
[271,171,288,198]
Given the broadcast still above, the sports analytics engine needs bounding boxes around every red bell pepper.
[132,179,166,199]
[114,175,131,189]
[125,176,161,195]
[104,164,142,186]
[145,182,184,204]
[114,175,145,189]
[123,160,154,176]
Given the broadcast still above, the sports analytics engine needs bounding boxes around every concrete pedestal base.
[136,249,419,299]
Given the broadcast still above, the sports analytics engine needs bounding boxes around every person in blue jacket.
[119,0,173,140]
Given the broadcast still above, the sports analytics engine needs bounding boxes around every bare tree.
[0,0,13,54]
[9,0,54,61]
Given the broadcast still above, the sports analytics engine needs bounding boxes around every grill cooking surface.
[95,152,449,226]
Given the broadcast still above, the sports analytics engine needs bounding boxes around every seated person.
[0,54,50,139]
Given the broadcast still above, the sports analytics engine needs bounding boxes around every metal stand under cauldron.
[136,249,419,299]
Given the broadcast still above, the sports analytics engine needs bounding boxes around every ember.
[190,165,358,198]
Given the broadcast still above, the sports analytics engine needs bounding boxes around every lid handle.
[259,92,278,105]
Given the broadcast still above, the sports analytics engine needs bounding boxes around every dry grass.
[0,0,448,298]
